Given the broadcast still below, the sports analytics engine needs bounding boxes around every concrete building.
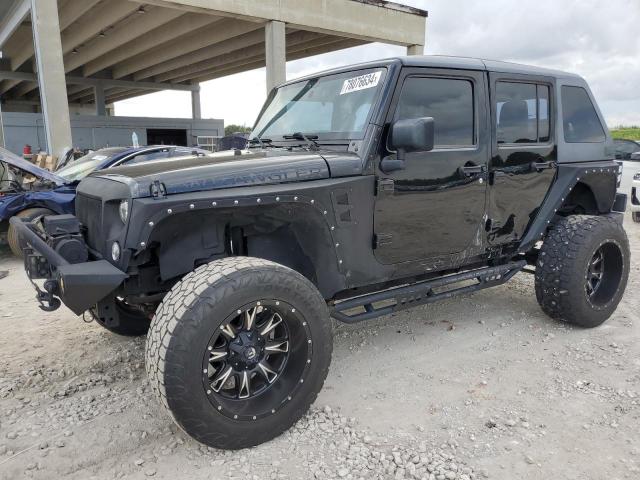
[0,111,223,154]
[0,0,427,158]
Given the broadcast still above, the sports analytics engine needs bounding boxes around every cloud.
[115,0,640,127]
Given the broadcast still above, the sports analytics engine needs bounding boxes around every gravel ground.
[0,217,638,480]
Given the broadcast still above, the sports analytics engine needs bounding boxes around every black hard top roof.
[283,55,582,86]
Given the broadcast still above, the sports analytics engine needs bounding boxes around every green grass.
[610,126,640,141]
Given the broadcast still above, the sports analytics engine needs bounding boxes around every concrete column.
[406,44,424,55]
[94,84,106,116]
[31,0,72,158]
[191,83,201,119]
[265,20,286,93]
[0,101,5,148]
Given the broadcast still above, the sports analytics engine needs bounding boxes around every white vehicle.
[631,152,640,222]
[615,140,640,198]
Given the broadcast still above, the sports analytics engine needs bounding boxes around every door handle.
[531,160,555,172]
[459,165,486,177]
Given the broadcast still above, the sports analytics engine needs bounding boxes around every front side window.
[561,86,605,143]
[496,82,550,144]
[251,68,386,141]
[395,77,475,147]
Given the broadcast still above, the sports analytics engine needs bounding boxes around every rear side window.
[561,86,605,143]
[495,82,550,144]
[395,77,475,147]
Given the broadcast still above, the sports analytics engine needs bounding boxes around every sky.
[114,0,640,129]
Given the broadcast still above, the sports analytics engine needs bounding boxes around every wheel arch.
[141,202,346,299]
[518,162,620,252]
[559,176,616,215]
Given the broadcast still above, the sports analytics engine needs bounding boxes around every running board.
[330,260,526,324]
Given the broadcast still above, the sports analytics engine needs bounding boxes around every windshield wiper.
[248,137,274,148]
[283,132,320,151]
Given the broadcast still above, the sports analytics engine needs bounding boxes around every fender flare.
[518,161,620,253]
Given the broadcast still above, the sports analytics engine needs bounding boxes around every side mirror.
[390,117,435,160]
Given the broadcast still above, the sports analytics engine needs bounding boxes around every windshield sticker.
[340,71,382,95]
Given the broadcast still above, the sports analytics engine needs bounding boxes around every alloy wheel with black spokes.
[584,241,624,308]
[146,257,333,449]
[203,299,313,420]
[585,246,604,299]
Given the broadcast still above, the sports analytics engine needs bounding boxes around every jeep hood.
[0,147,66,186]
[92,149,359,198]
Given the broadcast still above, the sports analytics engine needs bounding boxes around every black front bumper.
[9,216,127,315]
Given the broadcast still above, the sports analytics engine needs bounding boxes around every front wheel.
[7,208,54,257]
[145,257,332,449]
[535,215,629,328]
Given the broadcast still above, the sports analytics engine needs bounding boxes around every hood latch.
[150,180,167,199]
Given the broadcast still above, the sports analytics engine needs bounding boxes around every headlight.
[111,242,121,261]
[118,200,129,223]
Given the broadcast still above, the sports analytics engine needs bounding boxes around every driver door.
[373,68,490,267]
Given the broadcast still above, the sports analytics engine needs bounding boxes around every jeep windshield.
[251,68,386,143]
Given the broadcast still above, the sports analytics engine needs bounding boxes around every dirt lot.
[0,217,638,480]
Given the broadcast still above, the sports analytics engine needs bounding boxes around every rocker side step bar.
[330,260,527,324]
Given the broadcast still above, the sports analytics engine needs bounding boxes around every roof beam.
[107,88,150,103]
[1,24,31,59]
[167,33,346,84]
[0,0,29,49]
[0,70,35,81]
[12,81,38,98]
[60,0,140,55]
[133,27,266,81]
[0,79,21,95]
[0,70,198,91]
[63,6,183,72]
[192,38,364,84]
[58,0,102,30]
[153,30,324,82]
[83,13,217,76]
[112,18,263,79]
[132,0,427,46]
[64,76,198,91]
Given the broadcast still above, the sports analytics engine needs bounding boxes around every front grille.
[75,193,102,250]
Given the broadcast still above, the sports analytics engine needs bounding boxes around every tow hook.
[35,279,61,312]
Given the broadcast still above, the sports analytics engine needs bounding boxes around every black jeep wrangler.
[12,56,629,449]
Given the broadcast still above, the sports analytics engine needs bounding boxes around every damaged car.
[0,145,210,257]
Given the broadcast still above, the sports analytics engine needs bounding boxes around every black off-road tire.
[7,208,54,258]
[145,257,332,449]
[632,212,640,223]
[94,299,151,336]
[535,215,629,328]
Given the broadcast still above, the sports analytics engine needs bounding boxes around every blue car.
[1,145,210,256]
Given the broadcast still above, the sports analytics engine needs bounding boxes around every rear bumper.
[9,216,126,315]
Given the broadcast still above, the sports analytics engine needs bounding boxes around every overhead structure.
[0,0,427,156]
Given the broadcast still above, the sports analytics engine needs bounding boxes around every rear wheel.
[145,257,332,449]
[7,208,54,258]
[535,215,629,327]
